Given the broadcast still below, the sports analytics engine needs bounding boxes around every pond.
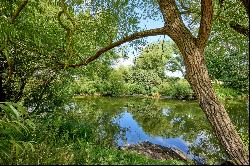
[70,96,249,165]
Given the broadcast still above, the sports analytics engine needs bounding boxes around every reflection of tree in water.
[129,103,171,136]
[224,101,249,153]
[126,99,232,164]
[224,101,249,136]
[72,97,248,164]
[189,131,227,165]
[128,99,210,138]
[73,97,126,147]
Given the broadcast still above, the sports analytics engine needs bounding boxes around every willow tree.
[1,0,249,164]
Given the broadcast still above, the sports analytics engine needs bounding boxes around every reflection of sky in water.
[74,97,248,165]
[112,108,203,162]
[162,108,172,116]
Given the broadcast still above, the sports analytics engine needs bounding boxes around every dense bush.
[101,70,125,96]
[213,83,240,101]
[158,79,194,100]
[75,78,97,95]
[124,83,147,95]
[75,74,195,100]
[158,82,173,97]
[172,79,194,100]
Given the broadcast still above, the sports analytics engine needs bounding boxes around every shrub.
[104,71,125,96]
[173,79,194,100]
[75,78,97,95]
[0,102,35,164]
[213,83,239,101]
[127,83,147,95]
[158,82,174,97]
[159,79,194,100]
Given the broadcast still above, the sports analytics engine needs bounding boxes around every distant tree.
[134,41,173,78]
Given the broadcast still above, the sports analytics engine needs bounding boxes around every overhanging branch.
[0,0,28,51]
[62,27,167,68]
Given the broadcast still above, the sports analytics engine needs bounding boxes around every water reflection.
[113,108,205,164]
[73,97,249,165]
[113,110,189,153]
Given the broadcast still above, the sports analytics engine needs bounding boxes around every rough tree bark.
[58,0,249,164]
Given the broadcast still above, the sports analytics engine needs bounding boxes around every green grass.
[1,138,188,165]
[26,141,186,165]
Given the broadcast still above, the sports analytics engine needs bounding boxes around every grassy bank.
[75,86,248,104]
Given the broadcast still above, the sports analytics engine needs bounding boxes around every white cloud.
[113,57,134,68]
[165,70,183,78]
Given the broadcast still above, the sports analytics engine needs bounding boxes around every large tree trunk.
[174,36,249,165]
[157,0,249,164]
[186,48,248,165]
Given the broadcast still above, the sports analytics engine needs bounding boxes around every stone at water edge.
[120,141,189,161]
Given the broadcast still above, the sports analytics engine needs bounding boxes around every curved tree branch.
[197,0,213,50]
[62,27,167,68]
[1,0,28,51]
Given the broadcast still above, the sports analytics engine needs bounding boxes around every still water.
[71,96,249,164]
